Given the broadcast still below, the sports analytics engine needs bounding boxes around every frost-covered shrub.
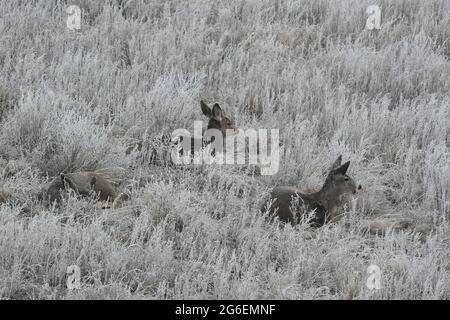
[0,0,448,300]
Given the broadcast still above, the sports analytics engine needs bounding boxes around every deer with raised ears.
[200,100,238,136]
[172,100,238,160]
[60,172,119,208]
[265,155,362,227]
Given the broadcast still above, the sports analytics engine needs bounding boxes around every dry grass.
[0,0,449,299]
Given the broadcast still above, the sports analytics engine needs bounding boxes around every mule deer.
[174,101,279,175]
[129,101,238,166]
[265,155,361,226]
[200,100,237,135]
[173,100,238,159]
[60,172,118,207]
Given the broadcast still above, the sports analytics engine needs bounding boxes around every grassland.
[0,0,449,299]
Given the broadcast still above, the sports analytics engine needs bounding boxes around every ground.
[0,0,449,299]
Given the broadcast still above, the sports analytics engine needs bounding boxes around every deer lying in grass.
[266,156,361,227]
[173,100,238,159]
[172,100,281,176]
[139,101,238,166]
[45,172,122,208]
[149,100,271,174]
[60,172,117,203]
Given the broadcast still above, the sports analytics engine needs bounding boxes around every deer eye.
[344,177,349,181]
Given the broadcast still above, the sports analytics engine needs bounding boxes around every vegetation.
[0,0,448,299]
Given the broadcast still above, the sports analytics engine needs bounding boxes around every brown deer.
[128,101,238,166]
[172,100,238,160]
[265,156,361,227]
[200,100,237,135]
[60,172,118,207]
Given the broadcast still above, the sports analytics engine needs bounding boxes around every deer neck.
[315,182,342,213]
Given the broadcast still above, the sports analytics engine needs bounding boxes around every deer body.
[61,172,117,203]
[267,156,361,226]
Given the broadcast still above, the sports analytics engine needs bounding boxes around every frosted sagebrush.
[0,0,448,300]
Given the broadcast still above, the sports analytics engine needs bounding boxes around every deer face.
[330,170,359,195]
[324,156,362,198]
[200,100,237,136]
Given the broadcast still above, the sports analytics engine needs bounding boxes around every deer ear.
[336,161,350,175]
[200,100,212,117]
[330,155,342,171]
[212,103,223,119]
